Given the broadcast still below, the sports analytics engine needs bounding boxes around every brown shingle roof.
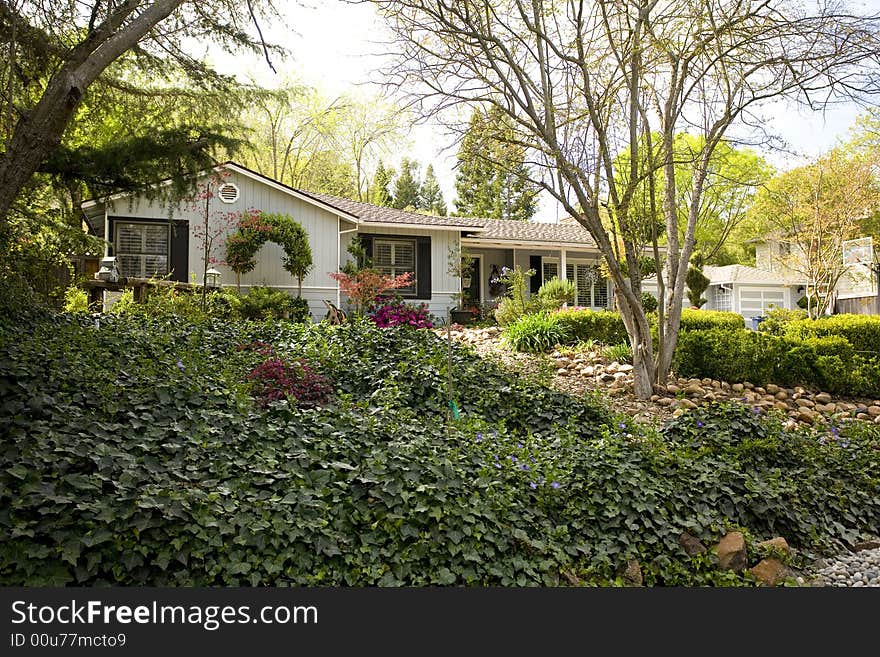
[300,190,487,228]
[476,219,598,246]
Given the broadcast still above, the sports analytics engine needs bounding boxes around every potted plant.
[447,245,477,324]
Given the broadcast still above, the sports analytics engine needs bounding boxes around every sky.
[208,0,879,222]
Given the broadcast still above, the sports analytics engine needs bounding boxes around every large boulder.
[716,531,747,572]
[757,537,791,557]
[749,558,788,586]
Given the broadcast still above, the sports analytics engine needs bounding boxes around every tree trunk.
[0,0,184,227]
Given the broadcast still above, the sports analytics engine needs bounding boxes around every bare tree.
[363,0,880,398]
[0,0,281,226]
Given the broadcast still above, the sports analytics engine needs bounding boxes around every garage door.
[739,287,785,315]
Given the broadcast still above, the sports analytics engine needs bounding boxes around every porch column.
[560,248,567,281]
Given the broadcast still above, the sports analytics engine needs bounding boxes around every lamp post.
[205,268,222,289]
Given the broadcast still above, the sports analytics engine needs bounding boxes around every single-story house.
[82,162,809,322]
[80,162,617,320]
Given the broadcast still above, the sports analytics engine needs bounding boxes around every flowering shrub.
[368,297,434,329]
[245,357,332,408]
[329,269,414,316]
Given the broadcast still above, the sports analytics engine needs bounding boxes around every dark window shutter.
[170,221,189,283]
[529,255,542,294]
[416,236,431,300]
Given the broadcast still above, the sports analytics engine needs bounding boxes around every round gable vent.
[217,182,240,204]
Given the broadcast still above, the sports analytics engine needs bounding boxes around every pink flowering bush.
[245,357,332,408]
[367,297,434,329]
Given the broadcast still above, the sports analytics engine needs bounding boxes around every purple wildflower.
[530,482,538,490]
[521,464,530,471]
[550,481,561,489]
[476,432,483,442]
[176,359,185,371]
[696,421,704,428]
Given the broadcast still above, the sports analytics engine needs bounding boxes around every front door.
[462,256,481,308]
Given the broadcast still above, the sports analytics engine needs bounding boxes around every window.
[542,258,608,308]
[115,222,169,278]
[715,285,733,312]
[374,238,416,295]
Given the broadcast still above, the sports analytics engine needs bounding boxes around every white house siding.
[340,225,461,320]
[104,169,343,319]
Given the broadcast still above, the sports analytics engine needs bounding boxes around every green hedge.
[504,308,744,353]
[784,315,880,356]
[553,309,628,345]
[674,329,880,396]
[678,308,745,332]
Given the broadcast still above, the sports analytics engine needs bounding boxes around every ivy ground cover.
[1,312,878,586]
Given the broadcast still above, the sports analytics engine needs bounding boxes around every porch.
[460,240,613,311]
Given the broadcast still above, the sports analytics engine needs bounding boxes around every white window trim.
[374,237,417,296]
[114,221,170,279]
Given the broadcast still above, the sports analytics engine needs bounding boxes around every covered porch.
[460,238,613,311]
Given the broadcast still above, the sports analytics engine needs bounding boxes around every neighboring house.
[754,234,879,315]
[80,162,616,320]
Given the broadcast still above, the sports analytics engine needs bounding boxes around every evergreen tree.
[370,160,394,207]
[393,158,422,210]
[453,106,539,221]
[419,164,447,216]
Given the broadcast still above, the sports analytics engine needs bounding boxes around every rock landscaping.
[444,326,880,429]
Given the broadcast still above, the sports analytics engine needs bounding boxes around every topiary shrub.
[641,292,658,313]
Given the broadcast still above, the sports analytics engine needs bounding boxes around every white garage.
[703,265,804,320]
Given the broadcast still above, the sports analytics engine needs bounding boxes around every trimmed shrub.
[679,308,745,332]
[784,315,880,357]
[503,312,571,353]
[553,309,628,345]
[674,328,880,396]
[641,292,658,313]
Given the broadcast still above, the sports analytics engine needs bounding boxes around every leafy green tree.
[0,0,282,229]
[370,161,394,206]
[419,164,447,215]
[392,158,421,210]
[453,106,538,221]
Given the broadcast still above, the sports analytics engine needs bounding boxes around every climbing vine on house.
[225,211,313,295]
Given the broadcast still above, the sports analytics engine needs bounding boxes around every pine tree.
[370,160,394,207]
[453,106,539,221]
[420,164,448,216]
[393,158,422,210]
